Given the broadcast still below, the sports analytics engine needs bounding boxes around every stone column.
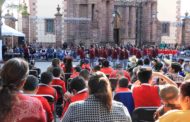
[125,7,129,39]
[55,5,63,48]
[151,1,158,44]
[182,12,190,46]
[98,0,107,42]
[131,6,136,39]
[108,0,114,42]
[21,3,30,43]
[22,16,29,43]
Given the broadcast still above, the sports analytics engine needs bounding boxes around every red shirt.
[89,48,95,59]
[102,48,108,58]
[115,87,131,93]
[70,90,88,103]
[63,90,88,117]
[119,49,125,60]
[70,72,79,78]
[80,49,85,59]
[37,84,58,102]
[124,49,129,59]
[81,64,91,71]
[34,96,53,122]
[110,70,131,82]
[5,93,46,122]
[112,49,118,59]
[51,78,66,94]
[136,50,142,59]
[100,67,114,75]
[132,84,161,108]
[95,48,99,57]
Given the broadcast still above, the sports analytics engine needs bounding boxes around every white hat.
[129,55,138,63]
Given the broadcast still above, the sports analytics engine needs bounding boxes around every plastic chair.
[114,92,135,115]
[29,70,38,77]
[132,107,158,122]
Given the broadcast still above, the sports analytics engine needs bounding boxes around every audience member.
[110,64,131,82]
[52,67,66,94]
[0,58,46,122]
[100,60,114,75]
[167,62,184,83]
[79,69,90,85]
[23,75,53,122]
[132,67,177,108]
[70,66,81,78]
[63,77,88,115]
[115,77,131,93]
[63,72,132,122]
[157,81,190,122]
[154,85,180,120]
[92,65,101,72]
[37,72,58,101]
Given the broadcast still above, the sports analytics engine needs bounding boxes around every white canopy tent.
[1,24,25,37]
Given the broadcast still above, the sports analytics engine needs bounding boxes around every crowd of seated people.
[1,51,190,122]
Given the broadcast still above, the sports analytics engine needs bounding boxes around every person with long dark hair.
[63,72,132,122]
[0,58,46,122]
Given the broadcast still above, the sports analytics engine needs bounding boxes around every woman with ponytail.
[63,71,132,122]
[0,58,46,122]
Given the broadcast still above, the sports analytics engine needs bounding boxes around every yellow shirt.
[158,110,190,122]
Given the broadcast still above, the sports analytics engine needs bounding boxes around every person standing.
[112,47,118,68]
[23,43,30,62]
[89,45,95,67]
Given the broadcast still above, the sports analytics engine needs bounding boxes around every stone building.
[157,0,182,45]
[64,0,160,47]
[18,0,63,47]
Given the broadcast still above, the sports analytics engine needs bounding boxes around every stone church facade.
[63,0,161,47]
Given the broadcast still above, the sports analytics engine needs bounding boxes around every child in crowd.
[154,85,181,120]
[23,75,53,122]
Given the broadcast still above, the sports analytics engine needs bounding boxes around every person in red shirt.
[110,64,131,82]
[70,66,81,78]
[100,60,114,75]
[23,75,53,122]
[81,60,91,72]
[102,47,108,59]
[132,67,161,108]
[80,47,85,61]
[89,45,95,67]
[115,77,131,93]
[63,76,88,116]
[136,49,142,59]
[119,47,125,68]
[52,67,67,94]
[23,43,30,62]
[37,72,58,102]
[112,47,118,68]
[95,46,100,59]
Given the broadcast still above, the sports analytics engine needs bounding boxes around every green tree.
[6,2,29,16]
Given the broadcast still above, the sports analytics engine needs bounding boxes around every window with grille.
[45,19,55,33]
[161,22,170,36]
